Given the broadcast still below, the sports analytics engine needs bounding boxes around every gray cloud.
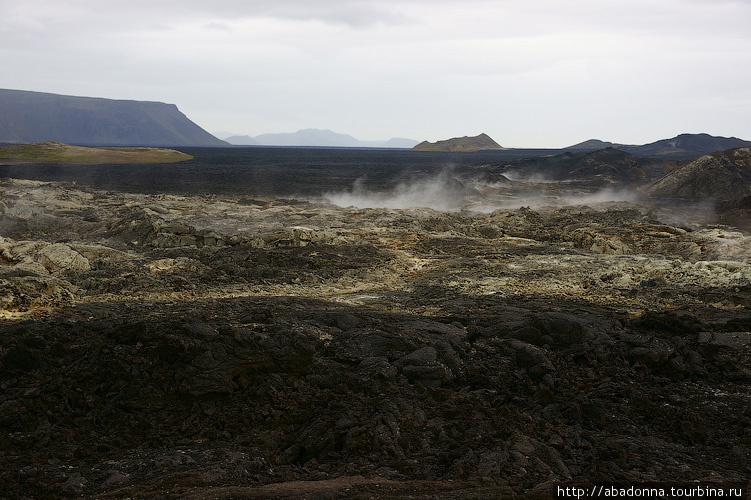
[11,0,413,28]
[1,0,750,147]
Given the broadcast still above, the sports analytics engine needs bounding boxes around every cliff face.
[0,89,227,147]
[412,133,504,152]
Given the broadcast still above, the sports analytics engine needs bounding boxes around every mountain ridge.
[254,129,361,147]
[566,133,751,158]
[223,135,259,146]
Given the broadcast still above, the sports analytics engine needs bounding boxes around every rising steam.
[323,172,481,211]
[320,173,670,215]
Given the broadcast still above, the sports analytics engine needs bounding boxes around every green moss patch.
[0,142,193,164]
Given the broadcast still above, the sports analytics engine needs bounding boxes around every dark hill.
[0,89,227,147]
[565,139,617,150]
[566,134,751,158]
[630,133,751,157]
[504,147,670,185]
[641,147,751,199]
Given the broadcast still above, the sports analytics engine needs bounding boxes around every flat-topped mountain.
[642,147,751,199]
[412,133,504,152]
[0,89,227,147]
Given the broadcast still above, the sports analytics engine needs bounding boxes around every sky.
[1,0,750,148]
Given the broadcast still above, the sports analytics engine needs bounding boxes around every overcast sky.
[2,0,749,147]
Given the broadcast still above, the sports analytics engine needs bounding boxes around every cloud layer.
[2,0,749,147]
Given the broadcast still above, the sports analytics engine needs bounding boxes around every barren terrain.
[1,176,750,499]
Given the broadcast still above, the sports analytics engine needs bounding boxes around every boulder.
[38,243,91,275]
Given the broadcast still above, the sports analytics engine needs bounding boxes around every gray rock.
[38,243,91,275]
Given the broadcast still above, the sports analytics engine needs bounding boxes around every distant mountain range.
[566,133,751,157]
[411,133,750,157]
[412,133,505,152]
[2,88,747,155]
[0,89,227,147]
[223,135,260,146]
[222,129,420,148]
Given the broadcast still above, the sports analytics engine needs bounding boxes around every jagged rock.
[504,339,555,380]
[147,257,204,274]
[152,232,197,248]
[590,235,630,254]
[510,313,594,347]
[358,356,398,382]
[394,346,455,386]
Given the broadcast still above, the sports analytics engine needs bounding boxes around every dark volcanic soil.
[1,178,750,499]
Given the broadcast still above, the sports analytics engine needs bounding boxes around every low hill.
[0,89,228,147]
[566,139,617,150]
[412,133,504,152]
[641,147,751,199]
[0,142,193,164]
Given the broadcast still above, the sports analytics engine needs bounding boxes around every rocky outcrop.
[0,240,90,276]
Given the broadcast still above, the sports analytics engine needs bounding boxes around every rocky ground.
[1,177,750,499]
